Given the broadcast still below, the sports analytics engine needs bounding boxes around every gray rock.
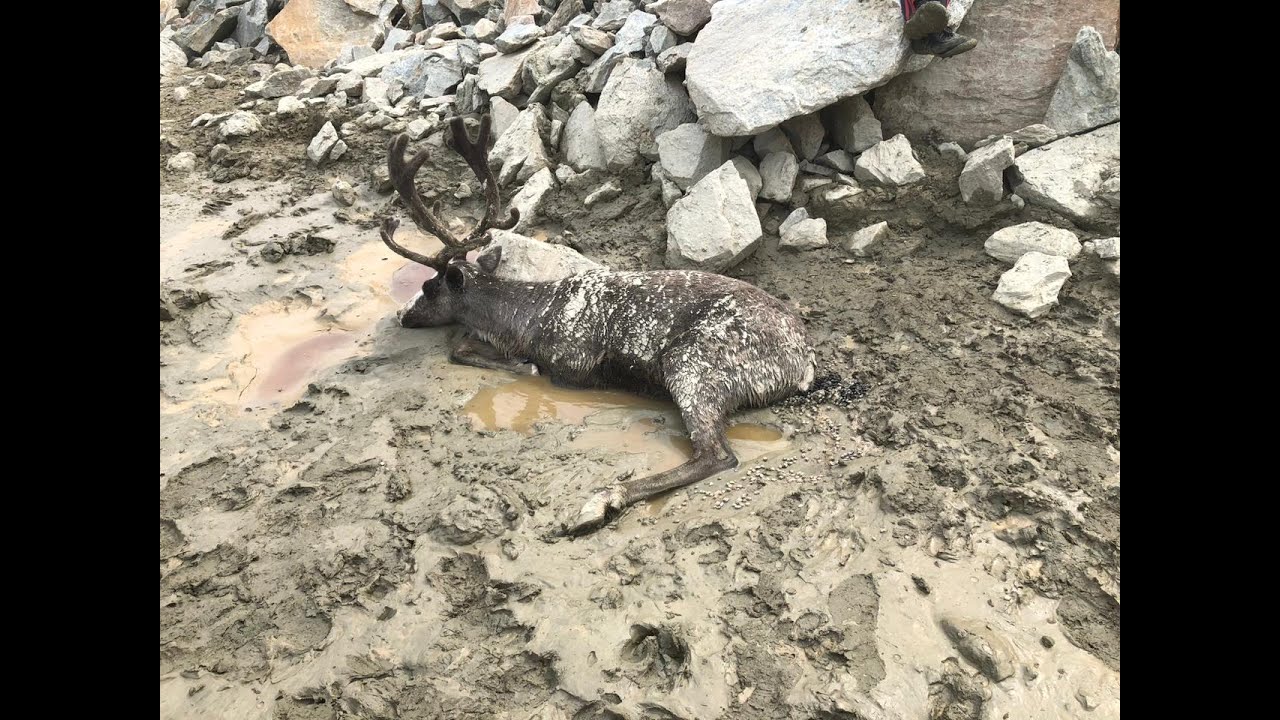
[382,27,414,53]
[976,124,1059,150]
[1014,123,1119,222]
[666,160,763,272]
[509,168,557,231]
[307,121,342,163]
[687,0,972,136]
[160,37,188,77]
[649,25,678,56]
[232,0,269,49]
[584,180,623,207]
[172,86,191,103]
[939,617,1018,682]
[175,7,240,55]
[753,127,794,157]
[524,34,585,103]
[779,207,809,236]
[656,42,692,73]
[780,217,827,251]
[985,222,1081,263]
[991,251,1072,319]
[960,138,1015,206]
[298,75,339,97]
[336,47,417,76]
[650,0,712,36]
[816,150,856,173]
[381,46,465,98]
[1083,236,1119,259]
[218,111,262,139]
[844,221,889,257]
[938,142,967,162]
[571,25,614,55]
[362,76,391,106]
[592,0,638,31]
[490,96,519,137]
[405,116,435,139]
[335,72,364,96]
[825,95,882,154]
[167,152,197,173]
[454,74,485,114]
[482,229,606,282]
[759,152,799,203]
[248,67,314,98]
[491,105,551,184]
[1044,27,1120,135]
[441,0,492,19]
[562,101,608,172]
[1097,175,1119,208]
[430,22,462,40]
[582,11,659,93]
[495,23,544,53]
[596,59,695,170]
[781,112,824,161]
[476,45,532,97]
[730,156,762,201]
[332,178,357,206]
[471,18,500,43]
[202,73,227,89]
[853,135,925,186]
[276,95,306,114]
[656,123,731,190]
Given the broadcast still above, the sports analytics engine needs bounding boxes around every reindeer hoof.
[565,487,627,536]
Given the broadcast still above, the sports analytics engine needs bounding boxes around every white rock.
[779,207,809,236]
[817,150,856,173]
[845,221,889,257]
[471,18,500,43]
[509,168,557,231]
[332,179,357,206]
[960,138,1015,206]
[853,135,925,186]
[827,95,883,154]
[656,123,731,190]
[781,113,825,161]
[582,11,659,93]
[1044,27,1120,135]
[652,162,685,208]
[276,95,306,115]
[218,111,262,139]
[571,25,613,55]
[477,45,532,98]
[495,23,544,53]
[666,160,763,272]
[307,121,341,164]
[656,43,693,73]
[753,127,794,157]
[992,252,1072,318]
[596,59,696,170]
[730,157,762,201]
[172,86,191,103]
[562,101,608,172]
[1014,123,1119,222]
[1083,237,1119,259]
[160,37,188,77]
[482,229,606,282]
[335,72,364,97]
[938,142,967,162]
[686,0,973,136]
[780,218,827,251]
[492,105,552,185]
[592,0,637,31]
[759,152,799,203]
[584,180,623,207]
[166,152,197,173]
[985,222,1082,263]
[405,117,434,139]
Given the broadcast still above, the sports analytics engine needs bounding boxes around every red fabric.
[902,0,949,21]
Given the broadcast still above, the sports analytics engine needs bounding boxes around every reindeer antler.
[380,114,520,269]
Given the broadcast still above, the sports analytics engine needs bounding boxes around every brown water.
[245,331,358,406]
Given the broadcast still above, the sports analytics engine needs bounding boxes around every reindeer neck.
[458,277,556,356]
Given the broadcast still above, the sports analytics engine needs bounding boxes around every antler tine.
[378,217,439,267]
[386,134,465,250]
[448,116,520,243]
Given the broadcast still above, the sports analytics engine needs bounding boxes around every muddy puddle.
[464,375,788,475]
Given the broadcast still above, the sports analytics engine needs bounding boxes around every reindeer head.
[379,114,519,328]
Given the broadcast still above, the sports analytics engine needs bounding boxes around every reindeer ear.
[445,264,466,291]
[477,246,502,274]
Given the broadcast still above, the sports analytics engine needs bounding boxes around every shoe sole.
[940,38,978,58]
[904,2,949,40]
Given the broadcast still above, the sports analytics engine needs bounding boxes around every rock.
[441,0,492,20]
[381,46,465,98]
[985,222,1081,263]
[172,86,191,103]
[817,150,856,174]
[491,105,551,184]
[940,617,1017,682]
[666,160,763,272]
[583,11,659,93]
[976,124,1059,150]
[781,113,824,161]
[991,252,1071,319]
[1014,123,1119,222]
[524,34,585,103]
[482,229,606,282]
[490,96,519,138]
[571,25,613,55]
[471,18,499,42]
[335,72,364,96]
[960,138,1015,206]
[656,123,731,190]
[844,221,889,257]
[753,127,794,157]
[656,42,692,73]
[584,180,623,207]
[825,95,882,154]
[167,152,197,173]
[938,142,967,162]
[402,117,430,139]
[307,121,342,164]
[854,135,924,186]
[298,75,338,97]
[874,0,1119,145]
[477,45,532,97]
[362,76,391,106]
[250,67,313,98]
[509,168,557,231]
[503,0,540,21]
[650,0,712,35]
[649,26,678,56]
[495,23,544,53]
[592,0,637,31]
[759,152,799,203]
[596,59,696,170]
[779,207,809,236]
[686,0,973,136]
[562,101,608,172]
[1097,175,1119,208]
[218,111,262,139]
[730,157,762,201]
[267,0,383,70]
[336,47,417,76]
[175,7,240,55]
[780,217,827,251]
[381,27,414,53]
[160,37,188,77]
[1083,236,1119,260]
[429,22,461,40]
[276,95,306,114]
[1044,27,1120,135]
[332,178,357,206]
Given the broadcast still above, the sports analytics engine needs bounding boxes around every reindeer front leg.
[450,335,539,376]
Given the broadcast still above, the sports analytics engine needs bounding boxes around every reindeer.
[379,115,817,534]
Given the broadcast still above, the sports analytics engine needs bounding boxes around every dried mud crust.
[160,70,1119,719]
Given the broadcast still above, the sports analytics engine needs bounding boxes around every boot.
[904,1,949,41]
[911,29,978,59]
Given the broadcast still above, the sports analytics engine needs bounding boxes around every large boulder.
[267,0,383,70]
[563,101,608,172]
[596,59,696,170]
[959,138,1015,206]
[992,252,1072,319]
[874,0,1119,146]
[984,222,1081,264]
[853,135,925,186]
[657,123,732,190]
[482,230,606,282]
[685,0,974,136]
[1044,26,1121,135]
[380,45,466,99]
[666,160,763,273]
[1014,123,1119,223]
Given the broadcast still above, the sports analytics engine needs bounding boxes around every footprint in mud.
[621,623,691,690]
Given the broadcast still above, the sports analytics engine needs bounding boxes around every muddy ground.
[160,66,1120,720]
